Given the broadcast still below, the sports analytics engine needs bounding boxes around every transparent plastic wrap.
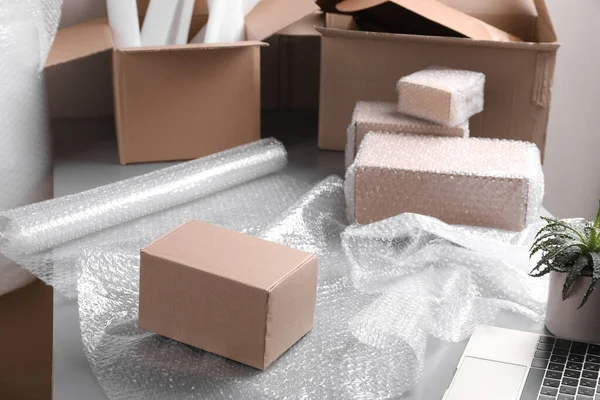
[0,0,62,66]
[75,175,547,399]
[342,212,548,348]
[0,139,291,297]
[77,176,422,399]
[0,0,61,296]
[0,130,549,398]
[346,101,469,167]
[346,133,544,231]
[397,67,485,126]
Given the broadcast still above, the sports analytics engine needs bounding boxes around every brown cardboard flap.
[316,26,557,50]
[440,0,537,15]
[137,0,209,16]
[119,40,267,54]
[336,0,523,42]
[245,0,320,41]
[46,18,113,68]
[276,11,325,36]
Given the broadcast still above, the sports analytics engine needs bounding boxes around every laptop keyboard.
[524,335,600,399]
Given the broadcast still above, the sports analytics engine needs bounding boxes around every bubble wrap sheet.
[0,139,290,297]
[74,175,547,400]
[397,67,485,127]
[0,0,61,295]
[346,132,544,231]
[345,101,469,167]
[0,141,548,398]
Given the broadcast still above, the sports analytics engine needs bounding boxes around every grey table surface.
[52,114,549,400]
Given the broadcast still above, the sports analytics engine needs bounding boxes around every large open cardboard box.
[46,0,320,164]
[317,0,559,158]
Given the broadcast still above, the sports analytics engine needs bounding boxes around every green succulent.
[530,199,600,308]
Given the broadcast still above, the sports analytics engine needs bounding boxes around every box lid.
[142,220,315,291]
[45,18,113,68]
[335,0,524,42]
[276,11,325,36]
[245,0,320,41]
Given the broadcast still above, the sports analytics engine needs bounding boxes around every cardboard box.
[346,101,468,166]
[46,0,319,164]
[318,0,558,158]
[0,280,53,400]
[396,67,485,127]
[347,132,543,230]
[139,220,318,370]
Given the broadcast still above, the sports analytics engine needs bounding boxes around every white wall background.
[58,0,600,220]
[543,0,600,220]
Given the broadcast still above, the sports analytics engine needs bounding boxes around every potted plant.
[530,199,600,342]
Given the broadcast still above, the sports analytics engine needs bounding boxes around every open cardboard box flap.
[336,0,524,42]
[46,0,319,67]
[245,0,320,41]
[46,18,113,68]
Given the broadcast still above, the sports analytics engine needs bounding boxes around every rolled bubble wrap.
[346,133,544,231]
[397,67,485,127]
[0,1,61,296]
[0,139,290,296]
[345,101,469,167]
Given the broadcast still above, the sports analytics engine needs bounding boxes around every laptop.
[443,326,600,400]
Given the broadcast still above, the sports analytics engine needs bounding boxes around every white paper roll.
[107,0,141,48]
[0,19,53,296]
[141,0,180,46]
[204,0,245,43]
[190,0,261,44]
[170,0,196,45]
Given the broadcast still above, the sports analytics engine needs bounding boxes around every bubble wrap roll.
[345,101,469,167]
[397,67,485,126]
[0,139,289,296]
[0,0,62,68]
[0,10,57,296]
[346,132,544,230]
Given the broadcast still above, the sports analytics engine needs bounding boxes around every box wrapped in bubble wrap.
[346,101,469,167]
[397,67,485,126]
[346,133,544,231]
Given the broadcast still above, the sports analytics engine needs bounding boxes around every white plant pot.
[546,271,600,343]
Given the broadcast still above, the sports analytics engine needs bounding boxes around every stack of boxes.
[345,67,544,232]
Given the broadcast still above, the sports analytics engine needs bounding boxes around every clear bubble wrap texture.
[0,139,548,399]
[345,101,469,167]
[0,0,61,295]
[346,132,544,231]
[397,67,485,127]
[0,139,290,297]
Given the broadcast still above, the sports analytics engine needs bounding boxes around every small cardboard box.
[45,0,319,164]
[139,220,318,370]
[346,132,543,230]
[318,0,559,158]
[346,101,468,166]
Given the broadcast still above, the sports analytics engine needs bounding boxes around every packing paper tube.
[0,17,54,296]
[170,0,196,45]
[141,0,180,46]
[204,0,245,43]
[190,0,261,44]
[107,0,141,48]
[0,138,287,258]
